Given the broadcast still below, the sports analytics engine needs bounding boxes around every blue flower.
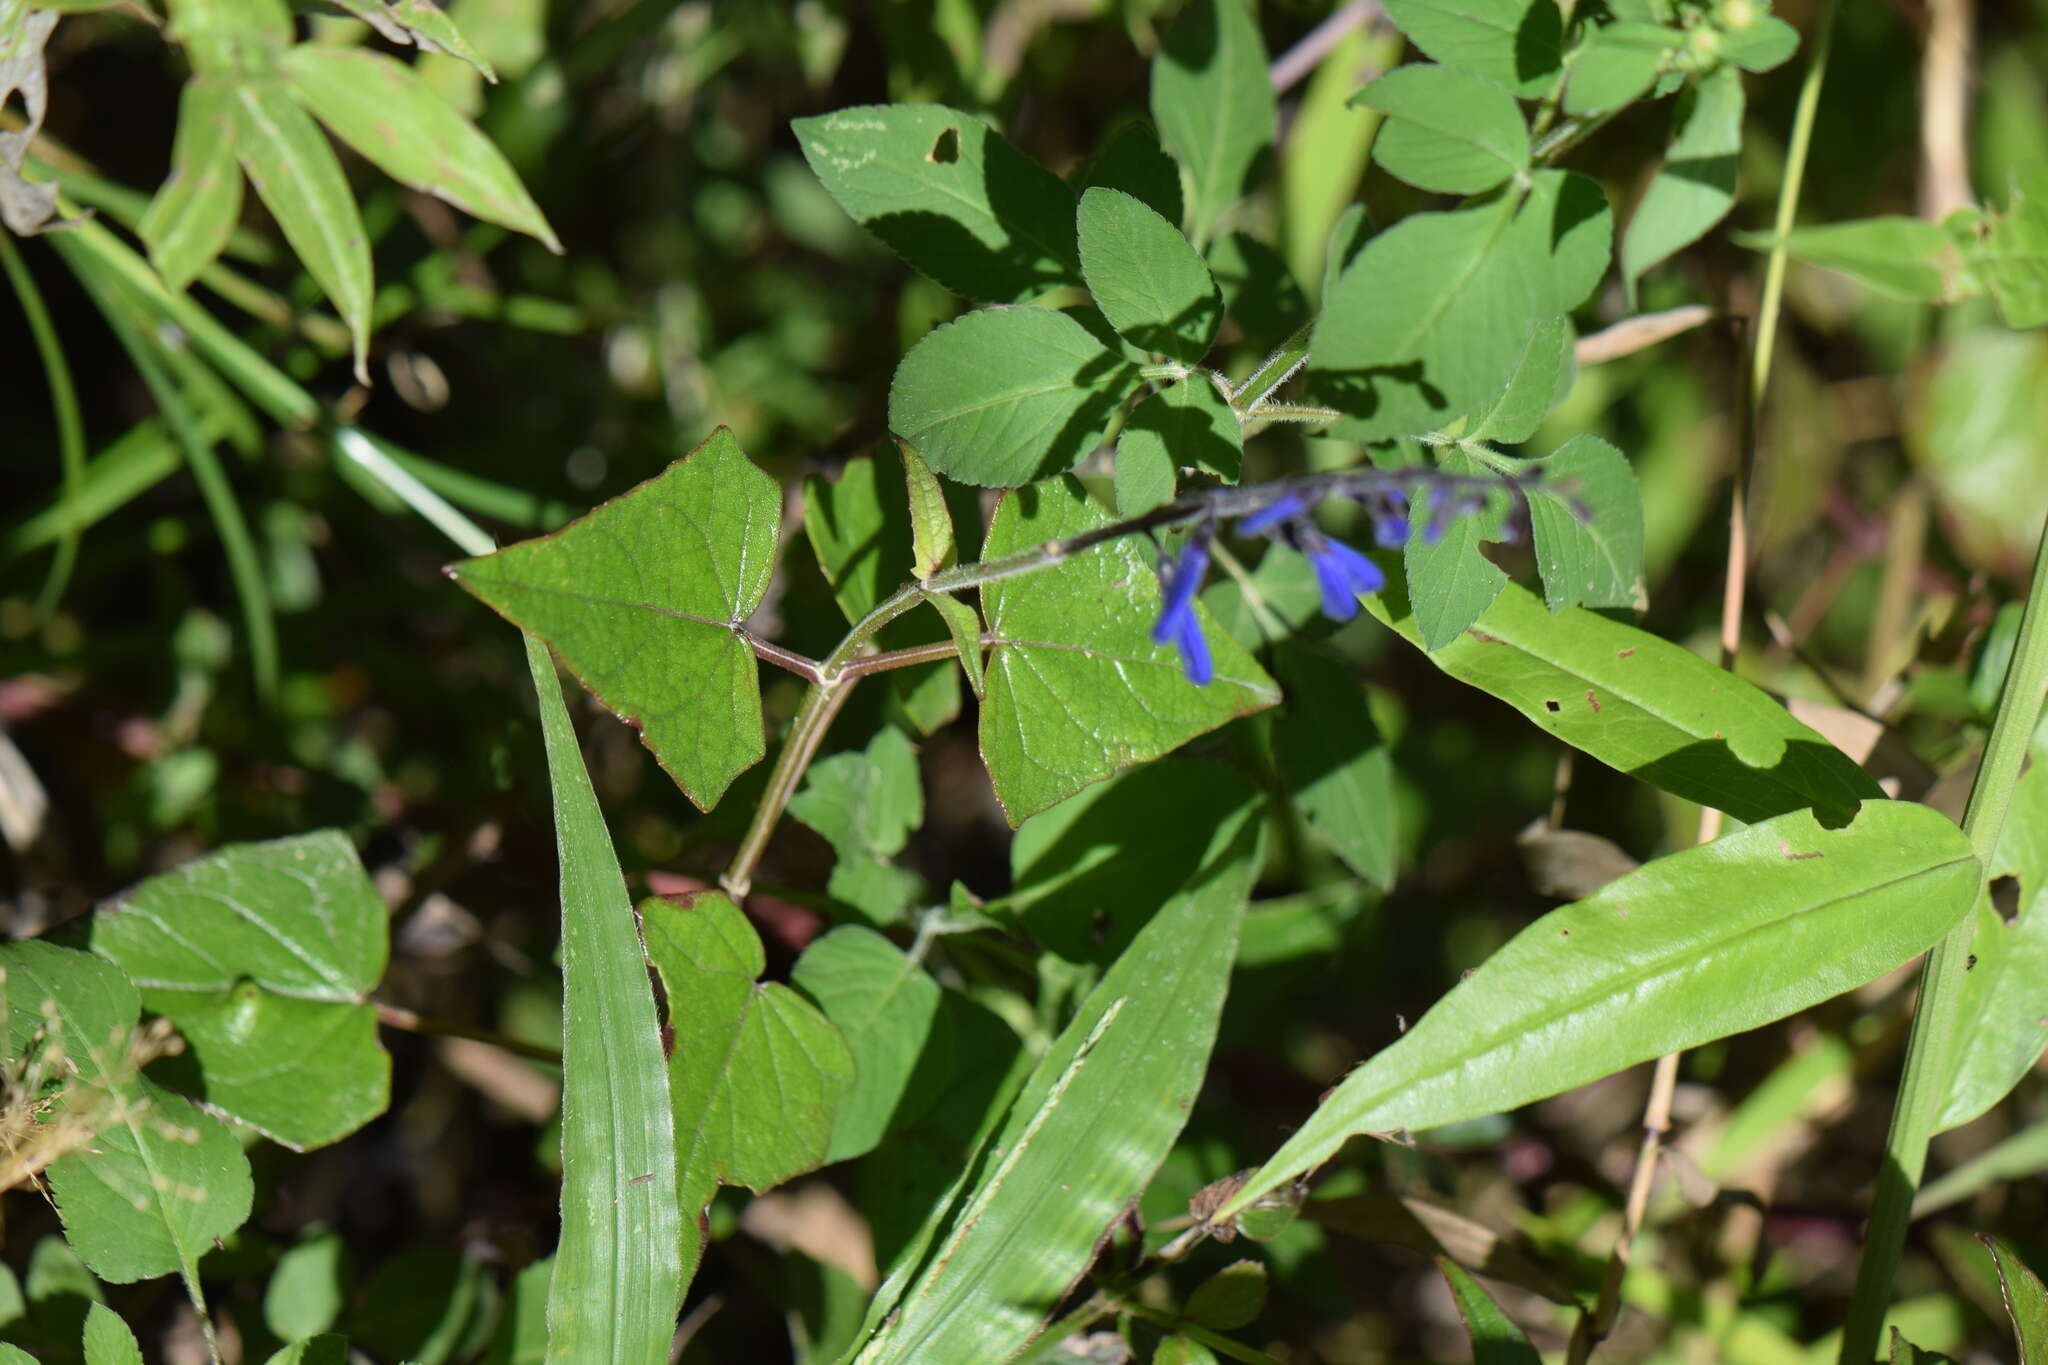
[1151,527,1214,685]
[1303,533,1384,623]
[1236,494,1312,537]
[1365,491,1411,548]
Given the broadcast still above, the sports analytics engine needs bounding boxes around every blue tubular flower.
[1151,524,1215,685]
[1367,491,1411,548]
[1302,533,1384,623]
[1237,493,1312,536]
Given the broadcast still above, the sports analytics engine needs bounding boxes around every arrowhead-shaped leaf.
[450,427,780,812]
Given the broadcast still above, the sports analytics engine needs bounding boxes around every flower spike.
[1151,521,1216,685]
[1301,532,1384,623]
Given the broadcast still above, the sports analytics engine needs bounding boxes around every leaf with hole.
[977,478,1278,823]
[1227,800,1978,1210]
[451,427,780,812]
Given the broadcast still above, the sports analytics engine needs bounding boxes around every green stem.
[1839,517,2048,1364]
[1752,0,1839,409]
[1232,319,1315,410]
[0,232,87,622]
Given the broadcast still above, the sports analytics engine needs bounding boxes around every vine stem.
[1839,520,2048,1361]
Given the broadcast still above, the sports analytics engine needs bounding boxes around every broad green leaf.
[1520,169,1613,314]
[1722,14,1799,72]
[1468,315,1573,444]
[1565,22,1682,115]
[1405,449,1511,651]
[1975,167,2048,330]
[1621,63,1743,289]
[1208,230,1310,349]
[1228,801,1978,1209]
[1734,217,1962,301]
[978,478,1279,823]
[523,635,684,1364]
[1005,757,1261,962]
[889,306,1137,487]
[1078,187,1222,361]
[265,1231,349,1343]
[1155,1338,1219,1365]
[89,830,391,1149]
[1523,435,1645,612]
[643,892,854,1281]
[1185,1261,1267,1331]
[788,726,924,924]
[280,46,557,250]
[326,0,497,78]
[1369,580,1884,823]
[138,77,243,292]
[1982,1235,2048,1360]
[1355,64,1529,195]
[226,79,373,380]
[1076,121,1183,230]
[1151,0,1275,246]
[791,927,943,1162]
[793,104,1079,303]
[0,1349,30,1365]
[81,1303,142,1365]
[451,428,779,812]
[1383,0,1563,96]
[1437,1259,1539,1365]
[806,453,916,622]
[1310,194,1539,440]
[263,1338,350,1365]
[1272,645,1396,889]
[1939,762,2048,1130]
[851,809,1261,1364]
[1,942,254,1290]
[1117,376,1242,514]
[1905,330,2048,576]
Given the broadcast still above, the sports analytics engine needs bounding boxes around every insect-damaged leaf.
[450,427,780,812]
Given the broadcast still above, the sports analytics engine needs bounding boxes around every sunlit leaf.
[1522,434,1645,612]
[1621,63,1743,290]
[1437,1259,1540,1365]
[1150,0,1274,245]
[1383,0,1563,96]
[1355,63,1528,195]
[1078,187,1222,361]
[791,927,943,1162]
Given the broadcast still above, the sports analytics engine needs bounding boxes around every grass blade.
[0,231,87,620]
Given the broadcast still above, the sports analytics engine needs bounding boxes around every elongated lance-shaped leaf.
[1369,579,1882,824]
[226,79,373,381]
[89,831,391,1150]
[1437,1259,1540,1365]
[850,805,1263,1364]
[280,46,556,250]
[450,428,780,812]
[1150,0,1275,246]
[793,104,1079,303]
[1982,1234,2048,1360]
[978,477,1279,823]
[524,635,684,1364]
[324,0,497,78]
[1223,801,1979,1213]
[138,76,243,292]
[1,941,254,1297]
[642,892,854,1285]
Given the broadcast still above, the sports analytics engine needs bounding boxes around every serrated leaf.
[1982,1235,2048,1361]
[1151,0,1275,246]
[1523,435,1645,611]
[450,427,780,812]
[889,307,1138,487]
[788,726,924,924]
[1117,376,1242,515]
[326,0,497,78]
[1939,762,2048,1130]
[1078,187,1222,361]
[1369,580,1885,823]
[793,104,1079,303]
[1355,63,1529,195]
[227,78,373,380]
[642,892,853,1280]
[1565,22,1682,115]
[1403,449,1514,650]
[138,77,243,292]
[1229,800,1978,1208]
[851,810,1261,1364]
[1310,194,1539,440]
[81,1303,143,1365]
[1185,1261,1267,1331]
[280,46,557,250]
[1272,644,1397,889]
[1382,0,1563,96]
[89,831,391,1149]
[1621,63,1743,288]
[1437,1259,1539,1365]
[977,478,1279,824]
[1076,120,1183,229]
[1468,315,1573,444]
[524,635,684,1364]
[791,927,943,1162]
[0,942,255,1289]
